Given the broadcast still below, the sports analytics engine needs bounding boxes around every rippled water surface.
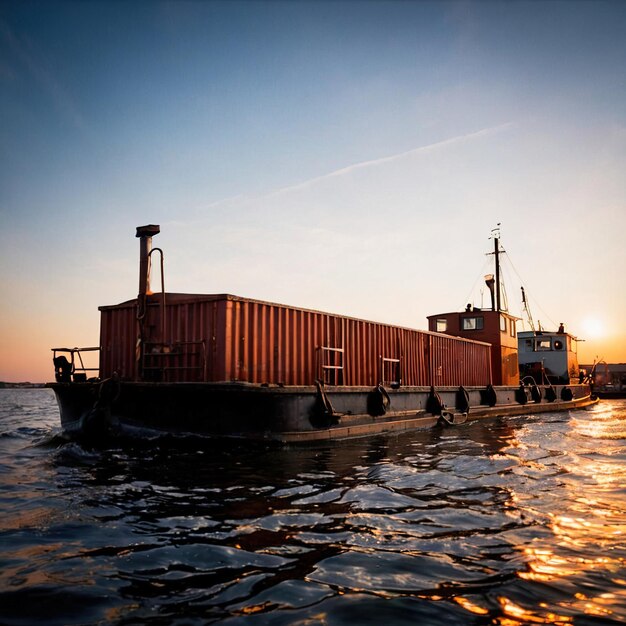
[1,389,626,625]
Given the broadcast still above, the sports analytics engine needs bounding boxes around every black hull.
[47,380,597,443]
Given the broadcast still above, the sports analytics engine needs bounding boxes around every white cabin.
[518,328,581,384]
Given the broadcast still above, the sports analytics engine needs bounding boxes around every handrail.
[142,340,207,381]
[381,356,401,387]
[51,346,101,382]
[317,346,344,385]
[147,247,166,341]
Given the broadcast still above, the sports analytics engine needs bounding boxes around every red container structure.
[100,294,493,387]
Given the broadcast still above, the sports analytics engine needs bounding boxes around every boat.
[47,225,597,443]
[585,361,626,399]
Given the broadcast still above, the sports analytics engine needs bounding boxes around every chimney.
[136,225,160,299]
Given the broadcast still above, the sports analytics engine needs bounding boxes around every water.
[1,389,626,625]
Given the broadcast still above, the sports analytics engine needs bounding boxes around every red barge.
[48,225,596,442]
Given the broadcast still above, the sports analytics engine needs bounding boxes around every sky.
[1,0,625,382]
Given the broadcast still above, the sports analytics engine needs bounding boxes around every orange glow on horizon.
[577,333,626,367]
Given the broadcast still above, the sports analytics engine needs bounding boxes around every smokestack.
[484,274,496,311]
[136,225,160,299]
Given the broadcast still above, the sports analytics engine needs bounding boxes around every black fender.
[480,384,497,407]
[367,384,391,417]
[515,384,528,405]
[426,386,445,415]
[456,386,470,414]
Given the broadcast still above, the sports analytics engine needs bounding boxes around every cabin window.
[535,339,552,351]
[509,320,516,337]
[500,316,507,333]
[462,316,483,331]
[435,319,447,332]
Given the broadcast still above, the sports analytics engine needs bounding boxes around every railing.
[142,341,207,381]
[51,347,101,382]
[381,356,401,387]
[317,346,344,385]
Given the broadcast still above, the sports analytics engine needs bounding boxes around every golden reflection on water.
[497,595,573,624]
[453,596,489,615]
[463,402,626,624]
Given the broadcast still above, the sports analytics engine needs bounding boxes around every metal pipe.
[148,247,166,343]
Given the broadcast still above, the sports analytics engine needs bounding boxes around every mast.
[489,224,502,313]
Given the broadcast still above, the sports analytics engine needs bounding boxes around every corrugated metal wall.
[99,295,492,386]
[100,304,137,381]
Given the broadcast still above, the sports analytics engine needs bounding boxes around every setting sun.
[581,318,606,339]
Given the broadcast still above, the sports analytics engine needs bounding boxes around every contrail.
[176,121,514,222]
[268,122,514,197]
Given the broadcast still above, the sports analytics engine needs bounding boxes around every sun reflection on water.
[486,401,626,625]
[497,595,573,624]
[453,596,490,615]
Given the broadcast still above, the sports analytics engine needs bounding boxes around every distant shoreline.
[0,382,46,389]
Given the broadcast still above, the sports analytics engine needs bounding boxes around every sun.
[581,317,605,339]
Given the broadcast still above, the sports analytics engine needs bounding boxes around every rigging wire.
[500,281,509,312]
[456,228,559,332]
[501,251,558,330]
[459,256,492,311]
[498,253,532,327]
[500,250,520,317]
